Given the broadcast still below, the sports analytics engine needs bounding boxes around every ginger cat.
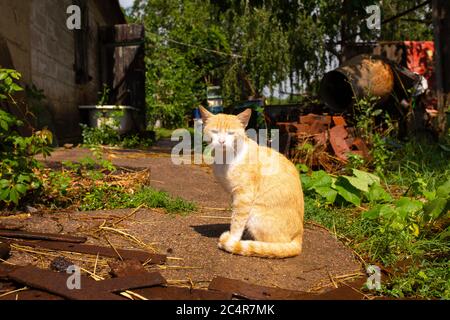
[199,106,304,258]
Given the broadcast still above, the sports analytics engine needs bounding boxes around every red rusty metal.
[208,277,311,300]
[108,259,148,278]
[0,263,18,279]
[8,266,125,300]
[3,239,166,264]
[93,272,167,293]
[0,229,87,243]
[0,289,64,300]
[8,265,166,300]
[332,116,347,127]
[299,114,332,126]
[404,41,435,81]
[135,286,232,300]
[313,131,328,146]
[329,125,351,161]
[293,123,311,134]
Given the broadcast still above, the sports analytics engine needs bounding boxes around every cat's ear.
[199,106,213,123]
[237,108,252,128]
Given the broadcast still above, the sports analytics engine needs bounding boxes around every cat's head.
[199,106,252,150]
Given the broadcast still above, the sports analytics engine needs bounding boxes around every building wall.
[0,0,32,82]
[30,0,118,144]
[0,0,125,144]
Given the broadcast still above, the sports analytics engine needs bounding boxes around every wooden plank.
[432,0,450,137]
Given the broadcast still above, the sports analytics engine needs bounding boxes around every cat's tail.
[219,235,302,258]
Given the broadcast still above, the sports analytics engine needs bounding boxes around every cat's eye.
[211,130,219,134]
[227,132,235,135]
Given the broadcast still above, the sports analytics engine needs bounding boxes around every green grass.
[304,197,449,299]
[79,185,197,215]
[155,127,195,141]
[385,138,450,192]
[302,137,450,300]
[155,128,175,140]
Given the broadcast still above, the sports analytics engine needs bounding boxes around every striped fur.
[218,232,303,258]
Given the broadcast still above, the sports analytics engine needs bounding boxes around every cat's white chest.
[212,142,248,192]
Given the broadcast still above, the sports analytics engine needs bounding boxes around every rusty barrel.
[319,54,395,112]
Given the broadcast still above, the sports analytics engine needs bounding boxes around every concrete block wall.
[0,0,32,82]
[1,0,122,144]
[30,0,116,144]
[30,0,81,144]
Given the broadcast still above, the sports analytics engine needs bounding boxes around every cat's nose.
[219,138,225,144]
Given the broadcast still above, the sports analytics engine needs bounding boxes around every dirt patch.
[20,145,363,292]
[3,208,361,292]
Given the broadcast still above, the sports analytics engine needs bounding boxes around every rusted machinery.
[264,47,433,169]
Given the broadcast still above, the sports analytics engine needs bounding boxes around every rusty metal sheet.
[208,277,311,300]
[293,123,311,135]
[275,122,295,134]
[8,266,125,300]
[311,278,367,300]
[94,272,166,293]
[0,242,10,260]
[0,263,18,279]
[300,114,331,126]
[4,239,166,264]
[329,125,351,161]
[109,259,148,277]
[0,229,87,243]
[0,288,64,300]
[332,116,347,127]
[313,132,328,146]
[135,286,232,300]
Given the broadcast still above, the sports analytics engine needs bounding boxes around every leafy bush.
[0,69,53,207]
[302,168,449,238]
[352,94,395,174]
[302,169,391,207]
[37,152,196,215]
[81,124,153,149]
[80,123,121,146]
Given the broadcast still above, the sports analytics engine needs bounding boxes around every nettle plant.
[0,68,53,207]
[352,94,395,174]
[301,169,450,238]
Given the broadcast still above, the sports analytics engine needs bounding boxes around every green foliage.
[305,196,449,299]
[303,167,449,238]
[81,124,120,146]
[384,260,450,299]
[128,0,433,125]
[352,94,395,174]
[0,69,23,100]
[386,139,450,194]
[39,153,196,215]
[302,169,390,207]
[80,124,153,148]
[0,69,53,207]
[303,144,449,299]
[97,84,111,106]
[80,185,196,214]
